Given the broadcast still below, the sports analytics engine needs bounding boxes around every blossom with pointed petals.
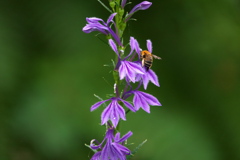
[109,38,144,82]
[134,38,160,89]
[90,127,132,160]
[132,90,161,113]
[82,13,122,46]
[91,97,136,128]
[125,1,152,21]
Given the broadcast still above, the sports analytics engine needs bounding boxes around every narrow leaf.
[98,0,112,13]
[126,139,147,159]
[93,94,107,107]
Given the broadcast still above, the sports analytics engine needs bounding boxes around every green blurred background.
[1,0,240,159]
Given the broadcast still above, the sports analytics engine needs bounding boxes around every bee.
[140,50,161,70]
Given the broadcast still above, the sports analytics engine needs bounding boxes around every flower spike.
[84,1,162,159]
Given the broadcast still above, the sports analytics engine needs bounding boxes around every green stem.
[115,2,121,38]
[113,0,122,97]
[112,0,126,133]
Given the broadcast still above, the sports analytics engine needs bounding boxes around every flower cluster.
[90,124,133,160]
[83,1,161,159]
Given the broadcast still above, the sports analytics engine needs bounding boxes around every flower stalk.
[82,0,161,159]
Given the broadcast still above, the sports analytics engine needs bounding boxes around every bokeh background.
[1,0,240,159]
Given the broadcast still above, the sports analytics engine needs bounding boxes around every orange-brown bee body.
[140,50,161,70]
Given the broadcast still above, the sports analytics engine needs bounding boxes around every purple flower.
[125,1,152,21]
[132,90,161,113]
[90,127,132,160]
[82,13,122,46]
[109,38,144,82]
[91,97,136,128]
[134,39,160,89]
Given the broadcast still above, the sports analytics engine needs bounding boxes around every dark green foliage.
[0,0,240,160]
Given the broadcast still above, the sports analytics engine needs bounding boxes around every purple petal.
[102,135,123,159]
[142,73,150,90]
[121,0,127,8]
[90,151,101,160]
[82,25,97,33]
[83,15,122,46]
[90,99,108,111]
[86,17,103,23]
[123,62,136,82]
[118,62,127,80]
[109,144,125,160]
[115,131,133,143]
[138,93,150,113]
[133,94,142,111]
[90,139,101,150]
[147,39,152,53]
[101,141,113,160]
[111,104,120,128]
[129,1,152,15]
[139,91,161,106]
[106,127,115,139]
[116,103,126,121]
[124,37,136,59]
[82,24,108,34]
[148,69,160,87]
[119,61,144,83]
[109,39,118,55]
[114,133,121,141]
[112,143,131,155]
[101,103,112,125]
[142,103,150,113]
[134,38,141,58]
[133,93,141,111]
[96,128,132,160]
[82,26,91,33]
[107,13,117,24]
[127,61,145,74]
[121,99,136,112]
[135,73,142,82]
[130,37,136,54]
[108,28,122,46]
[119,61,136,82]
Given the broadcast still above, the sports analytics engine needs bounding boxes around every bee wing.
[152,54,161,60]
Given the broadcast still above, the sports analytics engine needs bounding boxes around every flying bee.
[140,50,161,70]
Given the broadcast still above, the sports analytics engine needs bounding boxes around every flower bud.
[109,1,115,9]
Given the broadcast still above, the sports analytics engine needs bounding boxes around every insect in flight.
[140,50,161,70]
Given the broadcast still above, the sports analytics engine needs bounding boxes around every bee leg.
[142,59,145,67]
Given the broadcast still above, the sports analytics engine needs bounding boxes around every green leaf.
[94,94,107,107]
[98,0,112,13]
[126,139,148,159]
